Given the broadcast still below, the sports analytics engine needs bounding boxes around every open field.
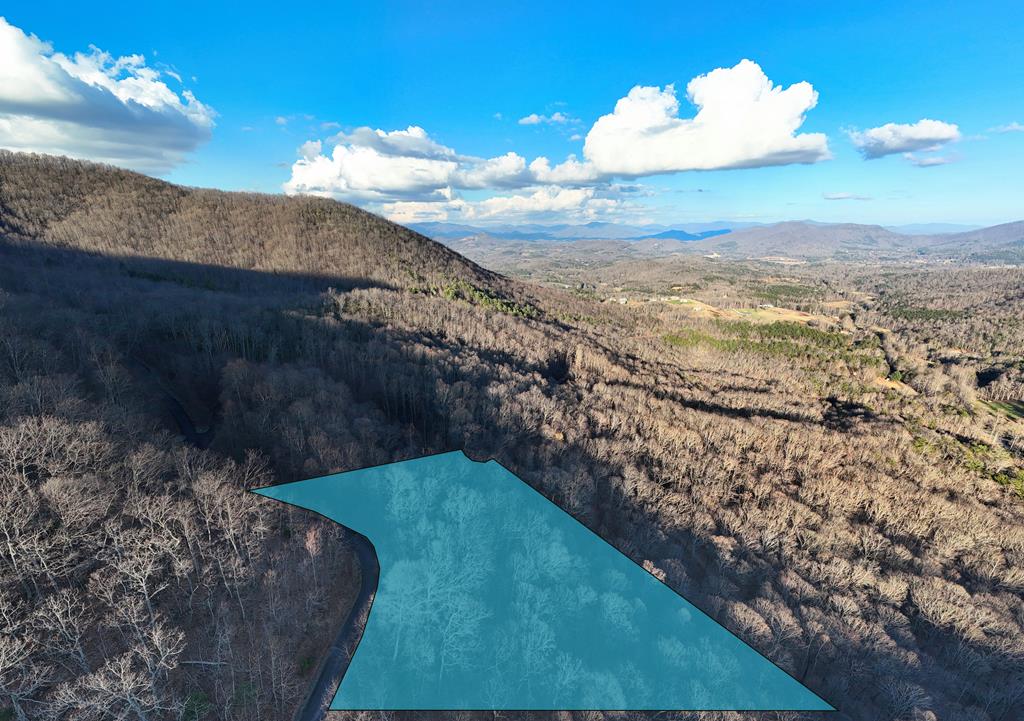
[665,297,842,327]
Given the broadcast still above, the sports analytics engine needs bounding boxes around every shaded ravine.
[129,356,377,721]
[294,532,379,721]
[126,356,216,448]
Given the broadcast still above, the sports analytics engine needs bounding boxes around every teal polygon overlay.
[255,451,832,711]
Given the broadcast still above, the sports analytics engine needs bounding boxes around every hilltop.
[0,151,502,293]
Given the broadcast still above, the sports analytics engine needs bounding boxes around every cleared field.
[667,297,841,327]
[872,376,919,395]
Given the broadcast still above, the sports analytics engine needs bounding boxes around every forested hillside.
[1,152,1022,721]
[0,151,507,295]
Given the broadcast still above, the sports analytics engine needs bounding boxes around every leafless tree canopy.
[1,152,1022,721]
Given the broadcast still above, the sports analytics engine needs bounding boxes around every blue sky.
[2,2,1022,226]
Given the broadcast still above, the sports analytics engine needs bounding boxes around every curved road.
[294,532,379,721]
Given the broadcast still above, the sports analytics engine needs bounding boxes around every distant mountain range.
[674,220,1024,262]
[408,220,747,242]
[424,219,1024,264]
[885,222,984,235]
[409,219,991,247]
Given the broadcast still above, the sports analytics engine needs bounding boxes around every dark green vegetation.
[985,400,1024,420]
[749,281,821,303]
[663,321,882,373]
[438,279,540,318]
[1,152,1023,721]
[885,306,967,322]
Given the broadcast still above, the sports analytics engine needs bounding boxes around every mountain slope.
[683,220,1024,261]
[924,220,1024,260]
[0,150,497,291]
[686,221,928,259]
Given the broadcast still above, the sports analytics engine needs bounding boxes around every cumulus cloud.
[284,125,534,200]
[298,140,322,161]
[823,192,871,200]
[528,155,601,184]
[381,185,628,224]
[331,125,457,160]
[453,151,533,188]
[518,111,573,125]
[847,119,960,159]
[0,16,214,173]
[284,135,459,200]
[285,59,830,222]
[469,185,599,218]
[990,121,1024,133]
[578,60,829,176]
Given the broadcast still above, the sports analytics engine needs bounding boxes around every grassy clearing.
[667,298,839,327]
[983,399,1024,420]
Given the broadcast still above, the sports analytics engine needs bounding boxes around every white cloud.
[823,192,871,200]
[379,199,460,223]
[470,185,598,218]
[331,125,456,160]
[518,111,573,125]
[284,59,830,222]
[526,155,597,184]
[380,185,628,224]
[847,119,960,159]
[577,60,829,176]
[453,151,532,188]
[298,140,321,161]
[284,141,458,200]
[990,121,1024,133]
[284,126,534,200]
[0,17,213,173]
[903,153,952,167]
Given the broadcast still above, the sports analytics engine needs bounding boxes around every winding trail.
[294,532,379,721]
